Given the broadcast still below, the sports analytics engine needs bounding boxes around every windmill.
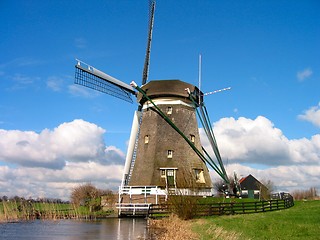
[74,1,230,204]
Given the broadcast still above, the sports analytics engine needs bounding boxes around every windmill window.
[167,106,173,114]
[167,169,174,176]
[194,169,205,183]
[167,150,173,158]
[144,135,149,144]
[190,134,195,143]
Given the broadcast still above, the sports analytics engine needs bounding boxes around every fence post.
[219,203,224,215]
[209,205,212,216]
[269,201,272,211]
[144,186,147,203]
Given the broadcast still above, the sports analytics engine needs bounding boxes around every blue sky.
[1,0,319,200]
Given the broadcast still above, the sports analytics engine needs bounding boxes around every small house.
[239,174,268,199]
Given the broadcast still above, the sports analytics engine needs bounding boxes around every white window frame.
[194,169,205,183]
[144,135,149,144]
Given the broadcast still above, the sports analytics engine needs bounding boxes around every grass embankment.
[149,200,319,240]
[0,201,114,222]
[192,200,320,240]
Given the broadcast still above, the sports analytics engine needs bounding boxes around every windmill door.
[166,169,175,188]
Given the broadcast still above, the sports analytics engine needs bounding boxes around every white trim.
[142,99,194,109]
[159,167,178,170]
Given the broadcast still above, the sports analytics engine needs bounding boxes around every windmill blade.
[204,87,231,96]
[141,0,156,85]
[75,59,136,103]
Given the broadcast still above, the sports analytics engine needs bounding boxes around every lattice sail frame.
[75,61,136,103]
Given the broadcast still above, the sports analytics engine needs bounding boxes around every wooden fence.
[148,194,294,218]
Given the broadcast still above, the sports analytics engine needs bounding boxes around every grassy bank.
[149,200,319,239]
[0,200,114,222]
[192,200,320,239]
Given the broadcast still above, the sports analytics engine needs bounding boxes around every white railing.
[119,186,166,195]
[173,188,214,196]
[118,186,166,204]
[116,203,151,216]
[118,186,213,204]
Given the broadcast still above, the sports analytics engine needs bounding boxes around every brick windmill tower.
[127,79,212,194]
[74,1,230,208]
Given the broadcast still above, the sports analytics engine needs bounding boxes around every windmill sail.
[141,0,156,86]
[75,60,136,103]
[122,0,156,185]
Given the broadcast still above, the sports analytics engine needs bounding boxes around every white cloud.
[202,116,320,166]
[47,76,64,91]
[2,73,41,91]
[68,84,99,98]
[11,73,39,85]
[0,57,42,69]
[0,119,125,169]
[104,146,126,165]
[0,119,126,200]
[297,68,313,81]
[203,116,320,192]
[74,38,87,49]
[0,162,123,200]
[298,102,320,127]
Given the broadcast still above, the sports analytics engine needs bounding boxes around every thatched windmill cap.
[137,79,202,105]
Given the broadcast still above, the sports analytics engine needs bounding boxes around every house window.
[167,150,173,158]
[161,169,166,178]
[144,135,149,144]
[190,134,195,143]
[194,169,205,183]
[167,106,173,115]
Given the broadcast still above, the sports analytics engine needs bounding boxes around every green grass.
[192,200,320,240]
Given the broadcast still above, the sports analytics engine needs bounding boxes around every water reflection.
[0,218,148,240]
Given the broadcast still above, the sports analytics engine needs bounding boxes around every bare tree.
[292,187,318,200]
[70,183,108,211]
[259,179,275,200]
[213,176,237,197]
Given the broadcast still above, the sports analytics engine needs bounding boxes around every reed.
[148,214,198,240]
[0,199,113,222]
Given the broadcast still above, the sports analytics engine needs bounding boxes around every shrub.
[167,195,199,220]
[70,183,114,212]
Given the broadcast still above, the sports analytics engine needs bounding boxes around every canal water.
[0,218,148,240]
